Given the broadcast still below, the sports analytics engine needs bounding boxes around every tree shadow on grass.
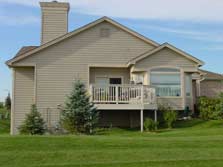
[174,119,208,129]
[95,127,140,135]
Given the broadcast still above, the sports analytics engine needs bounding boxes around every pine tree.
[5,93,11,111]
[61,80,99,134]
[19,104,46,135]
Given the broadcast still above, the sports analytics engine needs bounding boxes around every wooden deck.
[90,84,157,110]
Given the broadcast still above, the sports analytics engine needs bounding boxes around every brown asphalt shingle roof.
[14,46,38,58]
[200,69,223,80]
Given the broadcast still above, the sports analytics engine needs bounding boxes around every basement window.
[100,28,110,37]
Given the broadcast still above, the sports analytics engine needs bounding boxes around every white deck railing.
[90,84,156,105]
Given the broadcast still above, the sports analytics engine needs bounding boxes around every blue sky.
[1,0,223,101]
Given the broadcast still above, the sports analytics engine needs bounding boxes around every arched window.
[150,68,181,97]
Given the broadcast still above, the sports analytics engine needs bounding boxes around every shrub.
[198,96,222,120]
[61,80,99,134]
[164,110,177,129]
[143,118,158,132]
[159,104,177,129]
[19,104,46,135]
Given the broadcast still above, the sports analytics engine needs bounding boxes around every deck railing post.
[141,86,144,104]
[116,85,119,104]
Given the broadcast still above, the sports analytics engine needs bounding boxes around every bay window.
[185,74,192,97]
[150,68,181,97]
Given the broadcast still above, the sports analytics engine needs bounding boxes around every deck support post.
[154,110,157,122]
[140,109,143,132]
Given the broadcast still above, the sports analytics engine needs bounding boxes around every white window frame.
[148,66,183,98]
[95,75,123,85]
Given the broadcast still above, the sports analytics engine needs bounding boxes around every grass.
[0,119,223,167]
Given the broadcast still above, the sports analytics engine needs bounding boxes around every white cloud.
[1,0,223,22]
[0,15,39,26]
[136,24,223,42]
[138,25,206,36]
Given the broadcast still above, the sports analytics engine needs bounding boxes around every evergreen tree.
[61,80,99,134]
[0,102,3,109]
[5,93,11,111]
[19,104,46,135]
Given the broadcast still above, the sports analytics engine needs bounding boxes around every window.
[95,77,109,85]
[131,73,144,84]
[109,78,122,84]
[100,28,110,37]
[185,74,192,97]
[150,68,181,97]
[95,77,122,85]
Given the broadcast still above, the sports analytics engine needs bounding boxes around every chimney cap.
[40,1,70,11]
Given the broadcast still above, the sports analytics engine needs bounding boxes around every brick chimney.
[39,1,70,44]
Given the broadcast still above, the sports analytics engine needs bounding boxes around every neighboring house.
[6,1,223,134]
[199,70,223,97]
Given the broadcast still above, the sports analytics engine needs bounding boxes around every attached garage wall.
[12,67,35,134]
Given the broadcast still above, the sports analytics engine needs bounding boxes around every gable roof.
[6,16,159,66]
[199,69,223,80]
[14,46,38,58]
[127,43,204,66]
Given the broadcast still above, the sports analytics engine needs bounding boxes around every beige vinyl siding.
[157,98,183,110]
[90,67,130,84]
[41,6,68,44]
[134,48,197,71]
[12,67,34,134]
[132,48,198,110]
[14,21,155,110]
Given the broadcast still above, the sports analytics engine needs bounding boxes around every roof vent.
[100,28,110,38]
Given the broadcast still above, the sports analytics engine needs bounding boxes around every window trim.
[185,74,192,97]
[148,66,183,98]
[95,75,124,85]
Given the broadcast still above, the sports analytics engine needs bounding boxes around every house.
[6,1,223,134]
[199,70,223,97]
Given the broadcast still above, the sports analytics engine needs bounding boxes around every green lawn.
[0,119,223,167]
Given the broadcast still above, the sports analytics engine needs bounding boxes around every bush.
[61,80,99,134]
[144,118,158,132]
[19,104,46,135]
[198,96,223,120]
[164,110,177,129]
[159,105,177,129]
